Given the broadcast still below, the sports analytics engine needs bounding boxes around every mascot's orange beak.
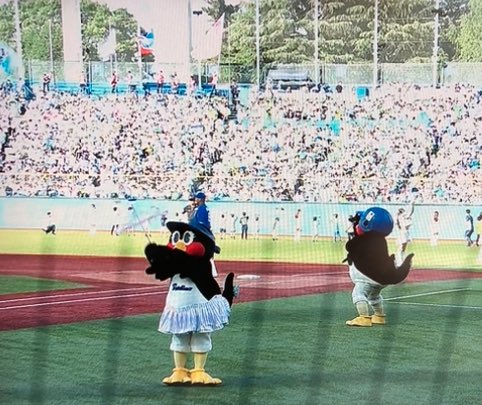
[168,241,206,257]
[173,241,187,252]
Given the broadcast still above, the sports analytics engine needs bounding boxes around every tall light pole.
[433,0,440,87]
[48,19,54,75]
[372,0,379,90]
[188,0,204,88]
[13,0,24,79]
[193,10,203,87]
[60,0,82,83]
[188,0,193,81]
[255,0,260,88]
[314,0,320,84]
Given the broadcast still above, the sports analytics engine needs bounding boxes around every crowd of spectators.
[0,80,481,204]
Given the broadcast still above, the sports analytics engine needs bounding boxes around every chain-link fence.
[21,60,482,88]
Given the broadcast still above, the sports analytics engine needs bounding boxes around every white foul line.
[385,287,481,310]
[386,301,482,310]
[0,290,165,311]
[0,285,166,304]
[385,288,470,301]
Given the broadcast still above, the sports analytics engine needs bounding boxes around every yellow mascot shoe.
[371,314,386,325]
[162,367,191,385]
[190,368,222,385]
[346,316,372,327]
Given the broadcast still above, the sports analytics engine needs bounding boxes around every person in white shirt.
[396,202,415,265]
[430,210,440,246]
[230,214,238,239]
[43,211,56,235]
[254,214,261,240]
[272,216,280,241]
[312,216,320,242]
[89,203,97,235]
[111,206,120,236]
[219,214,228,240]
[240,212,249,240]
[294,209,302,242]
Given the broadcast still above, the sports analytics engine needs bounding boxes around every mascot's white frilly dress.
[144,221,235,385]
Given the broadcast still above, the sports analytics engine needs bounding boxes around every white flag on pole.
[97,28,117,61]
[192,13,225,61]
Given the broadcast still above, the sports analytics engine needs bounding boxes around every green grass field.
[1,229,481,270]
[0,276,86,295]
[1,230,481,404]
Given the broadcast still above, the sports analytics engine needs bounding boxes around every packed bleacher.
[0,81,481,204]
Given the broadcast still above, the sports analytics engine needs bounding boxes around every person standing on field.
[189,192,211,231]
[111,206,120,236]
[240,212,249,240]
[219,214,228,240]
[230,213,238,239]
[294,209,302,242]
[89,203,97,235]
[254,214,261,240]
[272,216,280,241]
[475,212,482,247]
[395,202,415,265]
[465,209,474,247]
[42,211,56,235]
[312,216,320,242]
[430,210,440,246]
[332,213,342,242]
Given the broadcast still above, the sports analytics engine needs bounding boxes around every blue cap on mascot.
[358,207,394,236]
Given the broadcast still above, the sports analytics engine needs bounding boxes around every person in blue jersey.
[189,192,211,231]
[189,191,220,260]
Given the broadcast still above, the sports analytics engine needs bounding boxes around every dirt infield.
[1,254,481,331]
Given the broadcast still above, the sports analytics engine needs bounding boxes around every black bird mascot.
[344,207,415,326]
[345,207,414,285]
[144,221,235,385]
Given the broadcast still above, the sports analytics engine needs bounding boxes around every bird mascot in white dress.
[144,221,235,385]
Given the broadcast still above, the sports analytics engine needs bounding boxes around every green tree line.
[1,0,482,65]
[0,0,138,62]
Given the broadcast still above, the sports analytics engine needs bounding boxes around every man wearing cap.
[190,192,211,231]
[42,211,56,235]
[190,192,218,275]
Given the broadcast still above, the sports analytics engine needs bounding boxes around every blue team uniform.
[190,204,211,231]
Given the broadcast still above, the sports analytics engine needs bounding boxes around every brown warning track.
[0,254,480,331]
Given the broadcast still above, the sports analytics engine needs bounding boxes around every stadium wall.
[0,197,479,241]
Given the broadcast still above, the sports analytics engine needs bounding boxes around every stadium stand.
[0,80,480,204]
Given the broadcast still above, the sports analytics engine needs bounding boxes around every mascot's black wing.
[345,233,414,285]
[222,273,235,307]
[145,243,180,280]
[186,258,222,300]
[145,243,230,302]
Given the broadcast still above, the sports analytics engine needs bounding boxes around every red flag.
[138,28,154,57]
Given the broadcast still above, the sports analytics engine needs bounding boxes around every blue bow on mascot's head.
[345,207,414,284]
